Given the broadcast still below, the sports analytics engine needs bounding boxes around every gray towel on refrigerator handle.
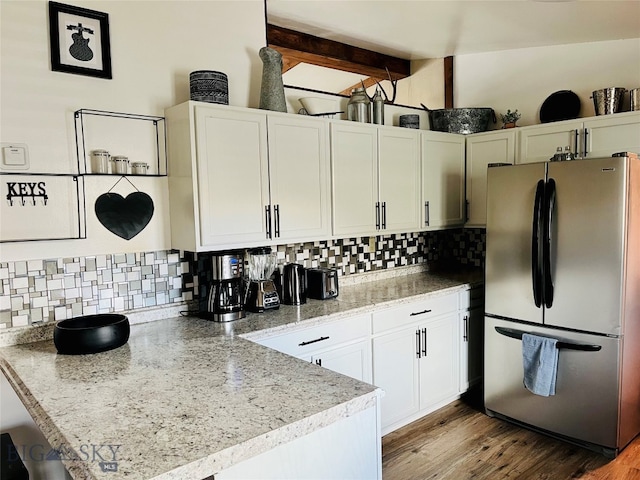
[522,333,559,396]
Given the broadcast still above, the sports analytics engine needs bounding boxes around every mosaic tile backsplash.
[0,229,485,329]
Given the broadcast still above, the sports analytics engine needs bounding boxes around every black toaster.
[306,268,339,300]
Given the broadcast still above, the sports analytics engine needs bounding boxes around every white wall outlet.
[1,143,29,170]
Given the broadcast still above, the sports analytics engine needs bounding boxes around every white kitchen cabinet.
[267,115,331,242]
[582,112,640,158]
[371,294,460,434]
[378,127,421,233]
[253,314,372,383]
[1,373,72,480]
[193,105,270,248]
[459,287,485,393]
[311,339,373,383]
[421,131,466,228]
[372,325,420,428]
[216,402,381,480]
[517,111,640,164]
[517,119,584,164]
[165,101,330,252]
[331,122,420,237]
[418,313,460,409]
[331,122,379,237]
[465,130,515,227]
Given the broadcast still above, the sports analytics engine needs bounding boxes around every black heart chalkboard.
[95,192,154,240]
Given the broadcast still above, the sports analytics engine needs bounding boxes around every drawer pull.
[299,336,330,346]
[410,309,432,317]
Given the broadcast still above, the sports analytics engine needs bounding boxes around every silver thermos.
[372,87,384,125]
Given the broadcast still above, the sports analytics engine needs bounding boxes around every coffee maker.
[199,252,245,322]
[245,247,280,312]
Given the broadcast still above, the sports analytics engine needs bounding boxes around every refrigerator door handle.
[543,178,556,308]
[532,179,545,308]
[494,327,602,352]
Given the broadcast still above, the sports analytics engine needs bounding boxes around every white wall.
[398,58,445,110]
[0,0,265,262]
[454,39,640,128]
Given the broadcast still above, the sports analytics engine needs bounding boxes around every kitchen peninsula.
[0,269,481,479]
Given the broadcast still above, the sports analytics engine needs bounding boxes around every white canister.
[112,155,129,175]
[90,149,110,174]
[131,162,148,175]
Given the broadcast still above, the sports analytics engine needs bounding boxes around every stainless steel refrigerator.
[484,154,640,457]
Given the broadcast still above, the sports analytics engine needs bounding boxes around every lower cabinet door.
[216,405,381,480]
[312,340,372,383]
[419,314,459,410]
[372,327,420,429]
[466,306,485,389]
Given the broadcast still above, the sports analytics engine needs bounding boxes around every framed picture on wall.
[48,1,112,79]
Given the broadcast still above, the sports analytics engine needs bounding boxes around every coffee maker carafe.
[245,247,280,312]
[199,252,245,322]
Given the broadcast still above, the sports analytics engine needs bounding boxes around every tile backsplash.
[0,251,187,329]
[0,228,485,329]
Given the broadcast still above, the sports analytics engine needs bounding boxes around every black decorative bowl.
[54,314,130,355]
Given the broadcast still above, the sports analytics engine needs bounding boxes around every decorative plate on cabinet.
[540,90,581,123]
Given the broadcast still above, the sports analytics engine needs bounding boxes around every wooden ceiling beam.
[267,24,410,81]
[282,57,301,74]
[444,56,454,108]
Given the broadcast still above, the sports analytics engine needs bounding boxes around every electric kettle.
[282,263,307,306]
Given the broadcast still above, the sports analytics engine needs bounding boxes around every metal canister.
[111,155,129,175]
[347,87,371,123]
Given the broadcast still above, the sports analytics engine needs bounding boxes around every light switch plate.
[1,143,30,170]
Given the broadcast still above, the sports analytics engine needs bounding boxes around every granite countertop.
[0,268,482,480]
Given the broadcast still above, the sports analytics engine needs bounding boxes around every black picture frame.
[48,1,112,79]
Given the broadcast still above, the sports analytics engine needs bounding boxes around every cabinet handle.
[465,200,470,223]
[416,329,421,358]
[375,202,381,230]
[463,315,469,342]
[424,201,430,226]
[410,309,432,317]
[422,328,427,356]
[382,201,387,229]
[315,358,322,366]
[574,129,579,158]
[299,336,329,346]
[265,205,272,239]
[583,128,589,158]
[274,204,280,238]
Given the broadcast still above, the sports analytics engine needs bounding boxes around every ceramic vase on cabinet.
[259,47,287,112]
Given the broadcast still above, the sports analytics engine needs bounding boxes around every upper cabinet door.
[583,112,640,159]
[267,115,330,243]
[517,120,583,164]
[195,106,270,248]
[331,122,378,237]
[378,127,421,233]
[465,130,515,227]
[421,131,465,229]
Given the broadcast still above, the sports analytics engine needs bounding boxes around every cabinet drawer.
[257,314,371,358]
[372,294,458,334]
[459,287,485,310]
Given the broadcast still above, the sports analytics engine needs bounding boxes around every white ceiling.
[267,0,640,60]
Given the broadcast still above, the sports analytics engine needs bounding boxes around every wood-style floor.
[382,394,640,480]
